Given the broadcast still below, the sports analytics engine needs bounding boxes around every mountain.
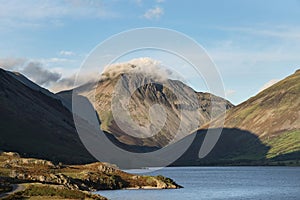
[175,69,300,165]
[1,64,298,167]
[0,68,95,164]
[58,58,233,149]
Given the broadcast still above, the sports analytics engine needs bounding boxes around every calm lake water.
[96,167,300,200]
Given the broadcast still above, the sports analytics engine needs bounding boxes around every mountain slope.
[0,68,95,164]
[94,73,232,148]
[199,69,300,162]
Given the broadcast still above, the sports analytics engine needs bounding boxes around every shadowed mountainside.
[172,128,271,166]
[0,68,95,164]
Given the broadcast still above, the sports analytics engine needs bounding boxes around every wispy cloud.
[0,0,116,19]
[50,75,77,92]
[21,62,62,86]
[204,24,300,104]
[133,0,143,6]
[143,6,164,19]
[216,25,300,40]
[50,71,100,93]
[0,57,62,86]
[208,25,300,66]
[0,58,27,70]
[133,0,165,6]
[0,56,93,92]
[0,0,117,29]
[46,58,74,63]
[59,50,75,56]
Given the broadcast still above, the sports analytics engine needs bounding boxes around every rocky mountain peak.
[76,60,234,148]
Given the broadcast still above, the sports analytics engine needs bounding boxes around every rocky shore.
[0,152,181,199]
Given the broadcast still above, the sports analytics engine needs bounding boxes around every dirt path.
[0,184,25,199]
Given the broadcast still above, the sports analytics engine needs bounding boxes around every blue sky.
[0,0,300,104]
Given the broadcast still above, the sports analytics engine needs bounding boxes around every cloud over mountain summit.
[101,57,177,81]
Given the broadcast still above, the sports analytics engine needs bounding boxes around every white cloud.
[156,0,165,3]
[143,6,164,19]
[59,50,75,56]
[259,79,280,92]
[102,57,174,81]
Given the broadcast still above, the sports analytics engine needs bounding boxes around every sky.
[0,0,300,105]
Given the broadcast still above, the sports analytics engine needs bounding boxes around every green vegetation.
[100,111,113,132]
[232,104,259,124]
[155,175,179,187]
[2,184,106,200]
[263,130,300,159]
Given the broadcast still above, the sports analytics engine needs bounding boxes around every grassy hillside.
[264,130,300,159]
[198,69,300,163]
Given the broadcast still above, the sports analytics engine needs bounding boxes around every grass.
[2,184,106,200]
[227,104,260,125]
[263,130,300,159]
[100,111,113,132]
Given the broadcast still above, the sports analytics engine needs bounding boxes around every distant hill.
[0,68,95,164]
[177,70,300,165]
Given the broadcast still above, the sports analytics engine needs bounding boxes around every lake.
[96,167,300,200]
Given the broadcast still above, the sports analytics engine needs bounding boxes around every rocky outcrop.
[5,158,55,167]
